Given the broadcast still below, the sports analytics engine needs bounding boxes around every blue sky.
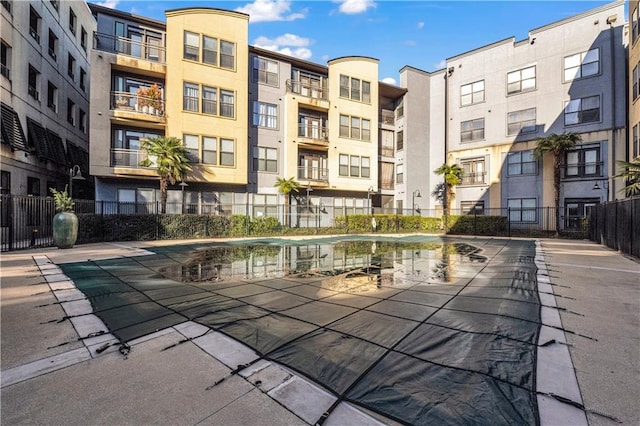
[90,0,619,84]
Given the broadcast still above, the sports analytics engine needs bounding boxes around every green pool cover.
[60,236,541,425]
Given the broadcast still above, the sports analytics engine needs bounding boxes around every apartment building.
[432,0,627,229]
[1,0,93,198]
[630,0,640,162]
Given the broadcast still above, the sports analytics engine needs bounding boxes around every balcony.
[93,32,166,64]
[380,109,395,126]
[460,172,487,186]
[287,79,329,109]
[111,148,156,169]
[297,166,329,184]
[297,123,329,147]
[111,91,165,120]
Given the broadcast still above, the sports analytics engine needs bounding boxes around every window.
[220,138,234,166]
[633,123,639,159]
[79,68,86,91]
[339,154,349,176]
[507,150,537,176]
[461,80,484,106]
[508,198,536,223]
[337,154,369,177]
[507,108,536,135]
[460,158,485,185]
[201,35,218,67]
[48,30,58,60]
[47,81,57,112]
[396,164,404,184]
[202,136,217,164]
[67,98,75,125]
[253,101,277,129]
[253,147,277,172]
[351,78,360,100]
[50,0,59,11]
[351,117,360,140]
[0,42,9,79]
[69,8,76,35]
[362,119,370,141]
[507,65,535,94]
[29,7,40,43]
[396,98,404,118]
[361,157,370,178]
[80,27,87,52]
[220,40,234,69]
[339,74,371,102]
[461,118,484,142]
[202,86,217,114]
[339,114,370,141]
[460,201,485,215]
[564,95,600,126]
[28,65,39,100]
[339,115,349,138]
[220,90,234,117]
[564,199,598,230]
[633,62,639,101]
[397,130,403,151]
[67,53,75,80]
[183,134,199,162]
[183,83,199,112]
[565,145,601,178]
[253,57,278,85]
[350,156,360,177]
[362,81,371,103]
[564,49,599,81]
[252,194,278,219]
[184,31,199,61]
[79,109,86,133]
[633,6,639,45]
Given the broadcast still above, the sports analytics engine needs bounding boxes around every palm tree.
[139,136,192,214]
[434,163,463,230]
[274,177,300,227]
[615,158,640,197]
[533,132,582,235]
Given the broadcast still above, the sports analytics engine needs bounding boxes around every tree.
[274,177,300,227]
[615,158,640,197]
[139,136,192,214]
[434,163,463,230]
[533,132,582,235]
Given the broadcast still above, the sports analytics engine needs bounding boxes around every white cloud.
[434,59,447,70]
[92,0,120,9]
[334,0,376,15]
[417,22,425,29]
[254,34,313,60]
[382,77,397,86]
[236,0,306,23]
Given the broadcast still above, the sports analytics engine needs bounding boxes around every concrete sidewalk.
[1,238,638,425]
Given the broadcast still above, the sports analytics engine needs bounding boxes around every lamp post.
[592,179,610,203]
[412,189,422,215]
[306,184,313,228]
[69,165,84,198]
[367,186,375,214]
[179,180,188,213]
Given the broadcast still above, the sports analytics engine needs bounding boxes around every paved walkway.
[1,237,638,425]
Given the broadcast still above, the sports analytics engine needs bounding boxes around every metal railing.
[380,110,394,125]
[93,31,166,64]
[460,172,487,185]
[286,79,328,100]
[297,166,329,182]
[111,149,157,168]
[298,124,329,142]
[111,91,165,117]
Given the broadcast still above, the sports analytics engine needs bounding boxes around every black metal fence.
[589,197,639,258]
[1,195,594,252]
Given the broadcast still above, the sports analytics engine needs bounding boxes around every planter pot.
[52,211,78,249]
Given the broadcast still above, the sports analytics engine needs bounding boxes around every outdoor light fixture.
[69,165,85,198]
[592,179,609,202]
[367,186,375,214]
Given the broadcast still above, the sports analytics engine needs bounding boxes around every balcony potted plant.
[50,186,78,249]
[138,84,162,115]
[136,86,150,113]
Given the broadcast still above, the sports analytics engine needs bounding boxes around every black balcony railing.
[298,123,328,142]
[93,31,166,64]
[297,166,329,182]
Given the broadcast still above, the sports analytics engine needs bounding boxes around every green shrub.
[250,216,282,235]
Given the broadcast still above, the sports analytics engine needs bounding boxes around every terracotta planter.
[52,211,78,249]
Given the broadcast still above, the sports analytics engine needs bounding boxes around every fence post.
[474,210,477,236]
[8,195,14,251]
[507,207,511,238]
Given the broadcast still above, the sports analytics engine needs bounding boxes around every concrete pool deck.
[1,236,638,425]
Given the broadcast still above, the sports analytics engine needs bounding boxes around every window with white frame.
[253,147,277,172]
[202,35,217,66]
[202,136,217,164]
[183,82,199,112]
[339,74,371,103]
[564,95,600,126]
[220,138,234,166]
[564,48,599,82]
[220,40,234,69]
[253,57,278,85]
[507,65,536,94]
[339,114,370,141]
[339,154,349,176]
[461,118,484,142]
[460,80,484,106]
[508,198,536,222]
[183,134,199,162]
[338,154,369,177]
[253,101,278,129]
[184,31,199,61]
[565,144,601,178]
[507,150,537,176]
[396,163,404,184]
[460,200,485,215]
[252,194,278,218]
[460,158,485,185]
[202,86,217,114]
[507,108,536,135]
[220,90,234,118]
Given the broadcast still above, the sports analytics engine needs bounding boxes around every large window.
[28,65,39,100]
[202,86,217,114]
[183,83,199,112]
[460,80,484,106]
[508,198,536,223]
[220,138,234,166]
[339,114,370,141]
[507,65,535,94]
[338,154,370,177]
[202,136,217,164]
[461,118,484,142]
[253,147,277,172]
[460,158,485,185]
[48,30,58,60]
[68,7,76,34]
[29,7,41,43]
[182,134,233,166]
[220,40,234,69]
[564,49,599,82]
[507,150,537,176]
[565,145,600,178]
[183,134,199,162]
[220,90,234,117]
[339,74,371,103]
[202,35,217,66]
[565,199,598,230]
[507,108,536,135]
[253,56,278,85]
[253,101,278,129]
[564,95,600,126]
[47,81,57,112]
[184,31,199,61]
